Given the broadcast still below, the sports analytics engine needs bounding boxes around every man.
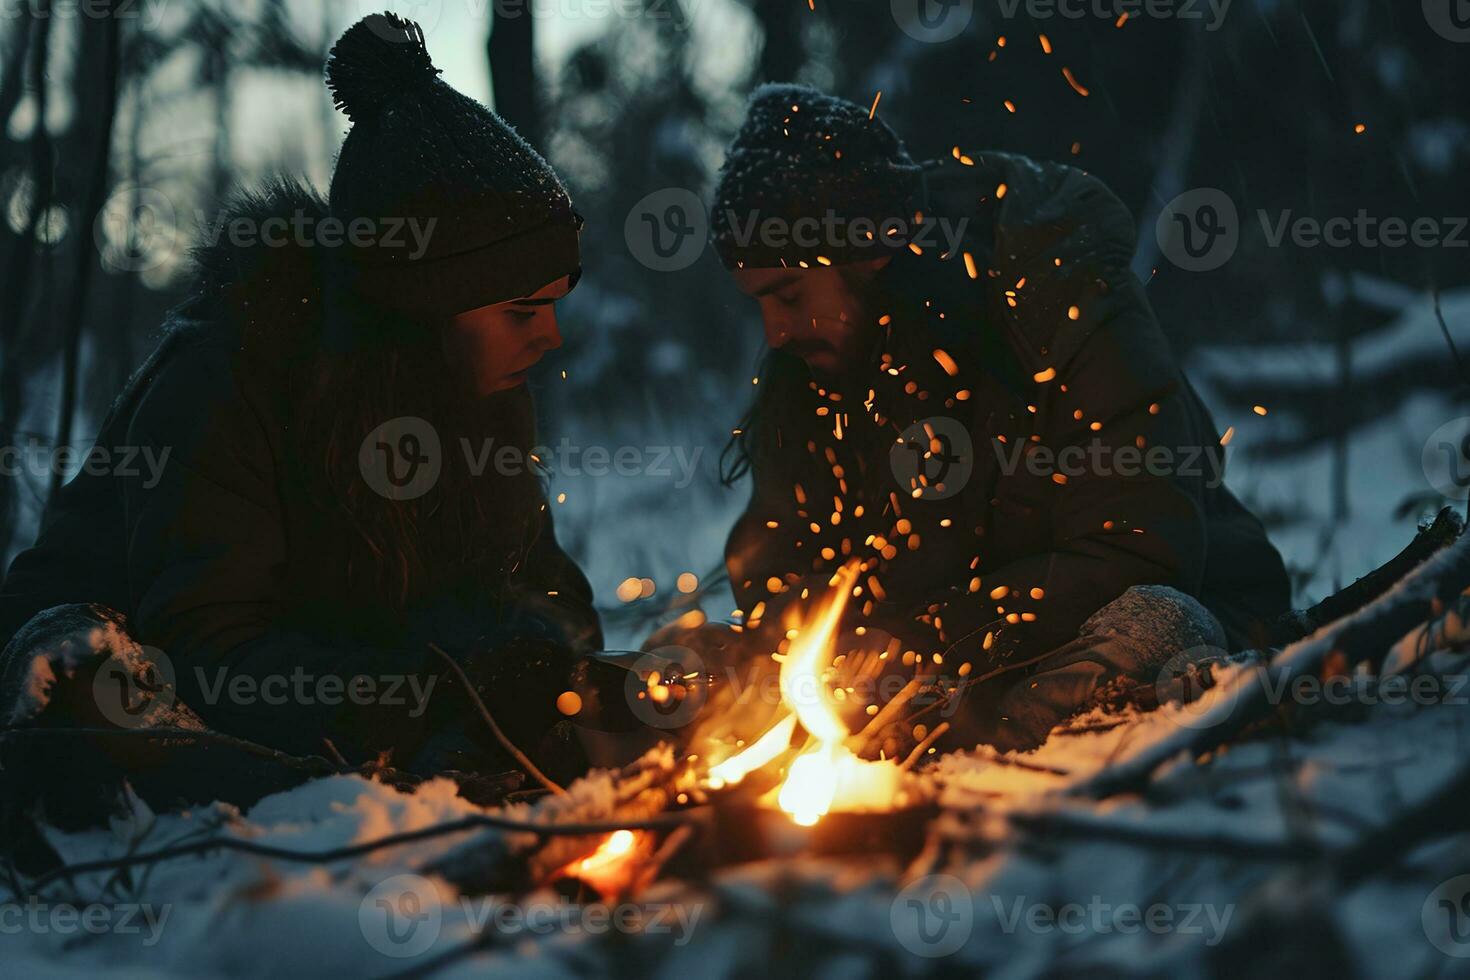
[707,84,1291,750]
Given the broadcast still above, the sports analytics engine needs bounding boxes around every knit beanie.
[325,13,579,320]
[711,84,924,269]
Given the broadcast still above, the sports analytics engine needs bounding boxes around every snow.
[7,776,492,979]
[1183,284,1470,603]
[6,648,1467,976]
[1,607,203,730]
[3,620,126,727]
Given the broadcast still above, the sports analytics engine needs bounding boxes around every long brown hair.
[286,284,548,615]
[188,180,551,619]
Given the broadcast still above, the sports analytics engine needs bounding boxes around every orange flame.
[705,561,902,826]
[572,830,637,875]
[558,830,647,897]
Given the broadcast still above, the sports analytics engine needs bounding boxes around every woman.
[0,14,600,784]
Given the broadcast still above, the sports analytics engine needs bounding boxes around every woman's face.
[443,274,572,396]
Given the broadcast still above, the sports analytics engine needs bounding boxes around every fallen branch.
[1004,810,1328,863]
[384,825,703,980]
[14,807,701,901]
[1079,528,1470,800]
[1271,507,1463,645]
[428,643,567,797]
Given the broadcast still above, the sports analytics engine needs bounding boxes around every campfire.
[432,559,952,902]
[701,561,919,826]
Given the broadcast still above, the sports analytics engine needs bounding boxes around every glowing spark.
[933,348,960,376]
[1062,67,1090,97]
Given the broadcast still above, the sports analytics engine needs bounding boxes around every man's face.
[443,274,572,396]
[731,258,889,376]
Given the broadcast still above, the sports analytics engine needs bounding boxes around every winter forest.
[1,0,1469,977]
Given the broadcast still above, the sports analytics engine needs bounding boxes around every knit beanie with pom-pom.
[711,83,923,269]
[325,12,580,320]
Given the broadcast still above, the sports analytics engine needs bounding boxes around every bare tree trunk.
[49,8,123,501]
[487,2,538,151]
[112,68,145,395]
[318,2,339,176]
[1131,23,1210,279]
[212,49,233,203]
[0,8,54,560]
[753,0,804,84]
[1330,310,1352,592]
[0,10,32,138]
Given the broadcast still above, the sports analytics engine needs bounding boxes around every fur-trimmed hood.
[168,178,443,367]
[169,179,330,352]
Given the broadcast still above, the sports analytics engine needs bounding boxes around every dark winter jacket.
[0,184,601,771]
[724,153,1291,676]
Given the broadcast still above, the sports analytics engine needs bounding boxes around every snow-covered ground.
[1186,285,1470,603]
[6,643,1468,978]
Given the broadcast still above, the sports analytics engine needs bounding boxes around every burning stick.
[551,829,654,900]
[899,721,950,772]
[630,824,697,894]
[428,747,685,895]
[846,675,924,755]
[526,762,678,883]
[707,713,797,788]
